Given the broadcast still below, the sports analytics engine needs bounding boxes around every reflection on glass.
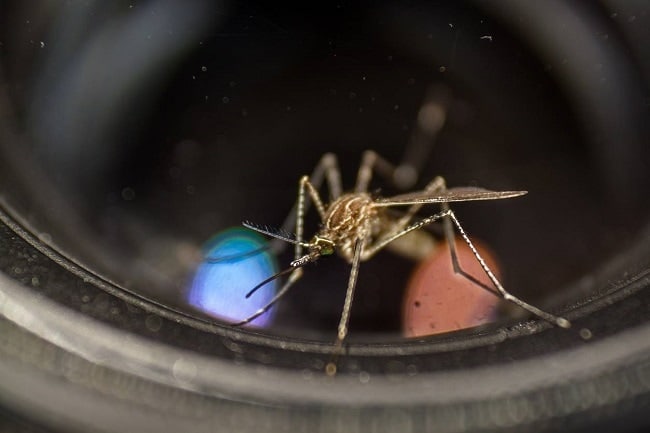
[188,227,278,327]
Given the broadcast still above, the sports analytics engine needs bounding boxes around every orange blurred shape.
[402,237,502,337]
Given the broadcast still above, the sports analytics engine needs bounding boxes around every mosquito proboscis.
[233,151,571,375]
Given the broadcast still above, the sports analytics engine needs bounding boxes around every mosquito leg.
[322,153,343,201]
[355,150,402,193]
[391,175,447,234]
[292,176,308,256]
[269,153,342,255]
[366,176,447,261]
[436,200,498,295]
[444,209,571,328]
[237,164,330,325]
[326,236,367,376]
[363,176,447,260]
[418,176,461,273]
[430,180,491,292]
[362,210,450,260]
[294,174,330,258]
[396,84,451,190]
[290,153,341,215]
[235,174,316,325]
[358,86,450,193]
[357,155,445,248]
[356,148,447,194]
[365,208,570,327]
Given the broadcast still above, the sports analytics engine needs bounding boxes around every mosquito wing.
[374,187,527,207]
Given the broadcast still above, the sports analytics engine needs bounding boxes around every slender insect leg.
[320,153,343,201]
[438,202,499,294]
[234,182,307,325]
[326,236,367,376]
[357,156,446,253]
[365,208,571,327]
[396,84,451,189]
[443,209,571,328]
[424,177,462,274]
[355,150,402,193]
[237,172,327,324]
[391,175,447,234]
[270,153,343,255]
[293,155,338,259]
[434,180,498,294]
[364,176,447,261]
[287,173,327,277]
[380,175,494,293]
[295,176,319,259]
[362,210,451,260]
[237,168,331,325]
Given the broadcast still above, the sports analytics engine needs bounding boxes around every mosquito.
[234,151,571,375]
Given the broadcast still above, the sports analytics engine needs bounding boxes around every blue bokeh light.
[188,227,278,327]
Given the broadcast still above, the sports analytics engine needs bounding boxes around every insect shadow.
[215,151,571,375]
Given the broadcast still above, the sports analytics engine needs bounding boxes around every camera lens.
[1,1,649,432]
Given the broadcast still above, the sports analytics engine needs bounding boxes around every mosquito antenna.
[243,220,311,248]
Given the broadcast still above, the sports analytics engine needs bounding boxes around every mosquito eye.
[321,244,335,256]
[313,237,335,255]
[187,227,278,327]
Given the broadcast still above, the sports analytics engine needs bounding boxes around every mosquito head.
[289,236,336,268]
[310,235,335,256]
